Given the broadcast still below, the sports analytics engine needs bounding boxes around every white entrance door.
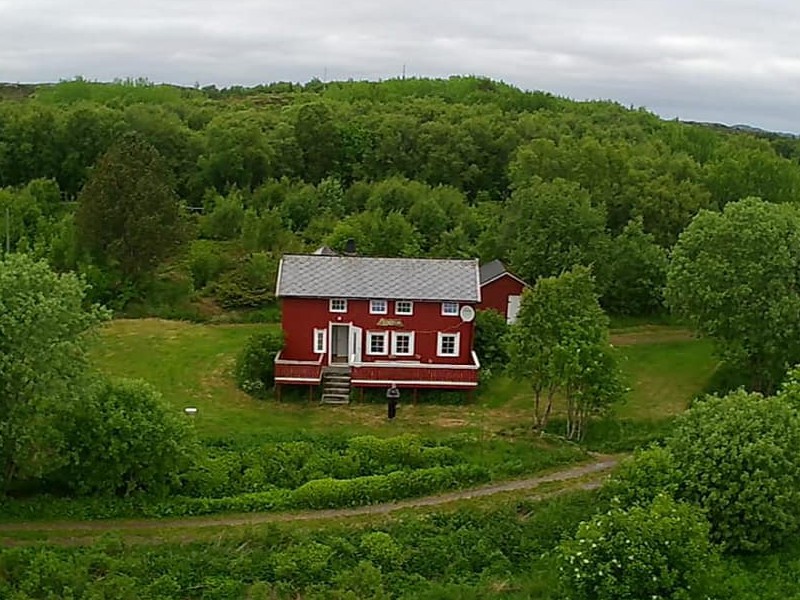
[506,295,521,324]
[349,326,363,364]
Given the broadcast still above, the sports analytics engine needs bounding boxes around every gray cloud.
[1,0,799,132]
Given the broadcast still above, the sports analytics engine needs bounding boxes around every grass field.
[88,319,717,441]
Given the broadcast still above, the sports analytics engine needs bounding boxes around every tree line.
[3,76,800,390]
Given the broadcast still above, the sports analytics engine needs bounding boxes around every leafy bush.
[188,240,230,289]
[603,446,680,506]
[558,495,714,600]
[200,189,245,239]
[474,309,509,377]
[55,377,196,496]
[291,465,490,509]
[235,329,284,398]
[212,252,276,308]
[666,390,800,553]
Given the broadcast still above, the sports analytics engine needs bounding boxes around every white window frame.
[441,302,459,316]
[366,331,389,356]
[437,332,461,357]
[391,331,415,356]
[313,328,327,354]
[369,299,388,315]
[395,300,414,316]
[329,298,348,313]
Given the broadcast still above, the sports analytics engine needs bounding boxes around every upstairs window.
[441,302,459,316]
[395,300,414,315]
[367,331,389,356]
[329,298,348,313]
[392,332,415,356]
[370,299,388,315]
[437,332,460,357]
[313,328,327,354]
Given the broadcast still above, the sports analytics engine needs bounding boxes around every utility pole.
[402,64,406,80]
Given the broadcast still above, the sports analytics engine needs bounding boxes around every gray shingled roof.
[277,255,480,302]
[479,259,507,285]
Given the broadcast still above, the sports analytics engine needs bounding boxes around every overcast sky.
[1,0,799,132]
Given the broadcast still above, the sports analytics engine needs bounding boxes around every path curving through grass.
[0,456,619,545]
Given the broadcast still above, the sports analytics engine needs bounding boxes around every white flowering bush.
[557,494,713,600]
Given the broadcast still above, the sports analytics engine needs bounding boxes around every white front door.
[350,326,363,364]
[507,295,521,324]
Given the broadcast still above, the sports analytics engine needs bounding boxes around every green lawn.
[89,319,718,440]
[88,319,281,436]
[615,337,716,420]
[88,319,518,439]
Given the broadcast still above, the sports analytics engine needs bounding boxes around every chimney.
[344,238,357,256]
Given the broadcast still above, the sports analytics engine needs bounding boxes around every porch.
[274,351,480,389]
[350,351,480,388]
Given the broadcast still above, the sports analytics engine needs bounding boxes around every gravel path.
[0,456,619,540]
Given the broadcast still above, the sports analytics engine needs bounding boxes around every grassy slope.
[88,319,279,437]
[89,320,717,440]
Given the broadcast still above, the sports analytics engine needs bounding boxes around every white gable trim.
[480,271,529,288]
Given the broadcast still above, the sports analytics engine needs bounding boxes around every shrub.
[212,252,276,309]
[55,377,196,496]
[235,330,284,398]
[291,465,490,509]
[188,240,230,289]
[359,532,405,571]
[603,445,680,507]
[557,494,714,600]
[200,189,245,240]
[474,309,509,376]
[666,390,800,553]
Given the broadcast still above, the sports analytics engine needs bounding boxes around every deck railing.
[274,351,324,384]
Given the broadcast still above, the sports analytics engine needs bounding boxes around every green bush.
[474,309,509,376]
[200,189,245,240]
[235,330,284,398]
[666,390,800,553]
[55,377,196,496]
[212,252,276,309]
[558,495,714,600]
[188,240,230,289]
[603,446,680,506]
[291,465,490,509]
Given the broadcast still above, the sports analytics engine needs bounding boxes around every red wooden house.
[274,254,482,402]
[478,260,529,323]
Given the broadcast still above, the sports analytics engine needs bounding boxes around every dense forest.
[2,76,800,318]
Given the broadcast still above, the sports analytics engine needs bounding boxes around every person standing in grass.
[387,384,400,419]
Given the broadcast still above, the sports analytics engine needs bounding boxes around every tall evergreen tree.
[75,133,187,283]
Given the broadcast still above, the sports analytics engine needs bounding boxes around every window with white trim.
[395,300,414,315]
[437,332,460,357]
[329,298,348,313]
[441,302,459,316]
[313,328,327,354]
[369,299,388,314]
[367,331,389,355]
[392,331,415,356]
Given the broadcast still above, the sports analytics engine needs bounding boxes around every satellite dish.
[460,305,476,322]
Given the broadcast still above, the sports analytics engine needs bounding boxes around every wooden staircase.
[321,365,352,404]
